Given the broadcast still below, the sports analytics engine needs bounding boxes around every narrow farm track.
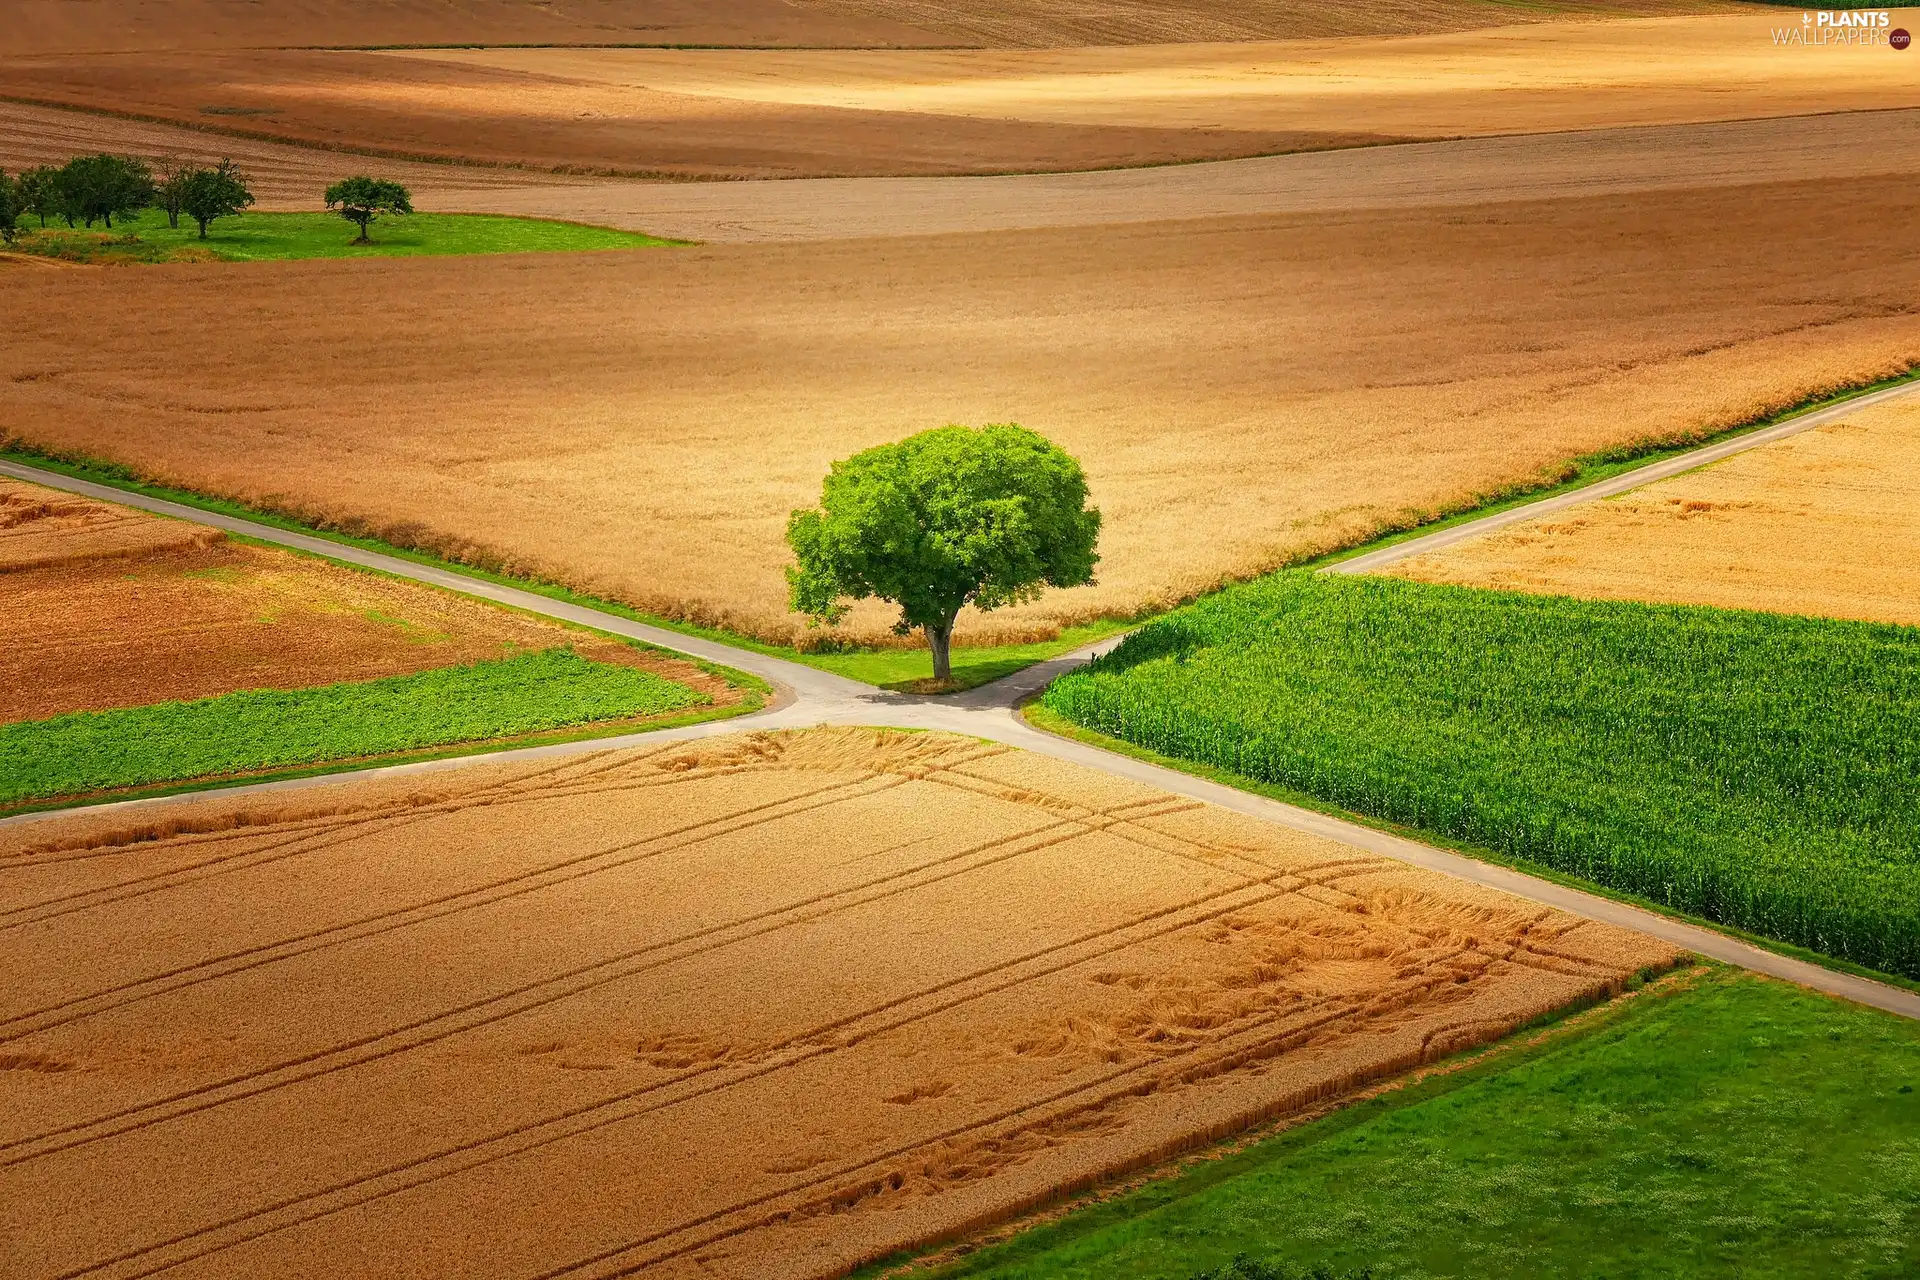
[5,435,1919,1025]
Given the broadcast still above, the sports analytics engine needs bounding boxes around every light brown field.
[7,0,1746,56]
[9,9,1880,178]
[1385,398,1920,628]
[5,0,942,57]
[0,477,732,722]
[0,100,601,208]
[412,11,1914,140]
[0,727,1677,1279]
[5,175,1919,647]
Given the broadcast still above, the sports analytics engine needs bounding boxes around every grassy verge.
[1,646,707,808]
[1041,573,1920,979]
[6,211,679,263]
[874,967,1920,1280]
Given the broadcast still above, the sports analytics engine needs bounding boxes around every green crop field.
[1041,573,1920,978]
[884,968,1920,1280]
[7,211,677,264]
[0,646,705,805]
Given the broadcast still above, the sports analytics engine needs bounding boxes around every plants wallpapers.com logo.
[1771,9,1911,46]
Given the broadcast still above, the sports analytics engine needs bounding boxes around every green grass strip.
[1043,572,1920,979]
[8,210,680,264]
[888,968,1920,1279]
[0,646,703,804]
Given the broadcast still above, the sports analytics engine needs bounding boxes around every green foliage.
[907,971,1920,1279]
[1042,573,1920,977]
[0,647,704,804]
[15,165,59,229]
[325,174,414,242]
[55,153,155,229]
[0,169,20,245]
[787,424,1101,680]
[180,158,255,238]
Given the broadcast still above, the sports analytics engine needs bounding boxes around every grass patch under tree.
[1042,572,1920,980]
[0,646,707,807]
[880,967,1920,1280]
[6,209,677,263]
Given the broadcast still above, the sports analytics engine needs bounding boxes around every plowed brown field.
[0,727,1677,1279]
[5,10,1857,178]
[0,477,731,722]
[5,175,1918,646]
[1385,397,1920,628]
[8,0,1742,56]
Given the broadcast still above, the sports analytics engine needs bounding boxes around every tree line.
[0,154,415,247]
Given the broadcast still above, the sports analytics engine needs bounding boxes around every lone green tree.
[180,159,255,239]
[325,176,412,244]
[786,424,1102,684]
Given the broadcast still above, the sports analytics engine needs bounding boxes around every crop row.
[1042,573,1920,977]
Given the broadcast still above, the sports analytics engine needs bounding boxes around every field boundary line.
[1324,375,1920,575]
[999,711,1920,1022]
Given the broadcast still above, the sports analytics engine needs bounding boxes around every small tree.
[181,159,255,239]
[153,156,192,230]
[16,166,59,228]
[0,170,21,246]
[58,154,154,229]
[324,176,412,244]
[787,424,1102,683]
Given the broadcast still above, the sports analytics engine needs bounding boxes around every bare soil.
[0,477,731,722]
[0,727,1677,1279]
[0,50,1391,179]
[1385,398,1920,628]
[4,175,1918,647]
[7,11,1867,179]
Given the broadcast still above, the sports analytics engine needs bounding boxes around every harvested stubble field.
[5,10,1863,179]
[0,477,731,722]
[6,175,1920,647]
[0,727,1676,1280]
[1386,396,1920,629]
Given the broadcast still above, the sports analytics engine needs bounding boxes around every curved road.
[5,386,1919,1019]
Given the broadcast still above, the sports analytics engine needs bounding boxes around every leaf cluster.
[325,175,414,240]
[786,424,1101,645]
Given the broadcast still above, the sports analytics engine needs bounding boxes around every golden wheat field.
[0,727,1677,1280]
[5,176,1920,646]
[0,477,730,722]
[7,8,1874,178]
[1386,398,1920,627]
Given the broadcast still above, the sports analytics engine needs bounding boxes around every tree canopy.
[324,176,413,243]
[786,424,1102,682]
[180,159,255,239]
[15,167,58,229]
[57,154,154,229]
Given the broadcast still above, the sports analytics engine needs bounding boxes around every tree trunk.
[928,619,954,683]
[197,218,210,239]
